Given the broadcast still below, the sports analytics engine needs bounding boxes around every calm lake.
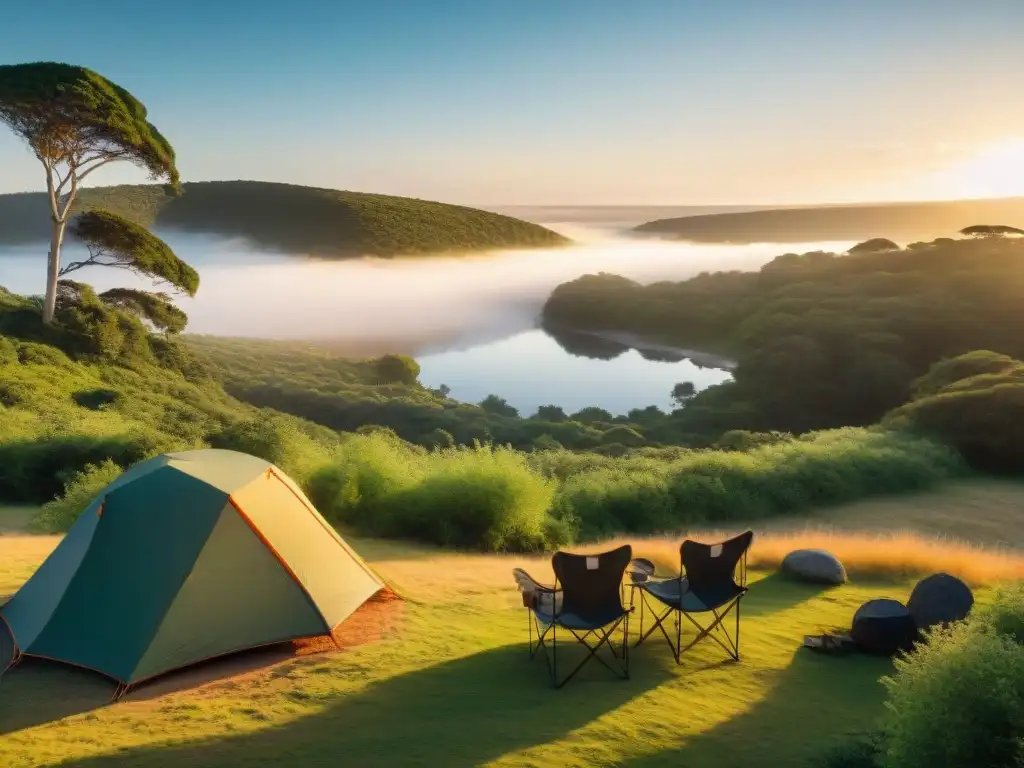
[0,208,854,415]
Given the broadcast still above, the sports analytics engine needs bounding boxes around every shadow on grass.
[0,640,344,735]
[0,658,111,736]
[622,648,894,767]
[741,572,834,618]
[13,642,667,767]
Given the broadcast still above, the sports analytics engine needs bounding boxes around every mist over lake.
[0,214,854,414]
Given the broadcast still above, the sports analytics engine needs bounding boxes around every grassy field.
[1,482,1022,768]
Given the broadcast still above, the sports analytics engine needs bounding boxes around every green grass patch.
[0,532,917,768]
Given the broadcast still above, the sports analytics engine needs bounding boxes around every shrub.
[310,433,561,552]
[971,583,1024,644]
[422,428,456,450]
[713,429,792,451]
[881,617,1024,768]
[0,431,176,503]
[817,732,884,768]
[0,334,17,365]
[886,381,1024,473]
[553,429,963,540]
[600,425,645,447]
[911,350,1022,399]
[479,394,519,418]
[16,342,72,367]
[33,459,123,532]
[375,354,420,385]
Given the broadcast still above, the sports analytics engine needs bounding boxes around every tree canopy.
[0,62,179,188]
[98,287,189,334]
[67,210,198,295]
[848,238,900,254]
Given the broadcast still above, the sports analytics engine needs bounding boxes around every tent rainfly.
[0,449,384,698]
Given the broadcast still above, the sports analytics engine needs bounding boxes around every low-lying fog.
[0,222,854,414]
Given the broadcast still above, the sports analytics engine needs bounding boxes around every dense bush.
[0,333,17,364]
[0,432,176,503]
[886,351,1024,474]
[910,350,1023,399]
[880,596,1024,768]
[206,413,338,483]
[550,428,964,540]
[308,433,560,551]
[33,460,123,533]
[817,732,884,768]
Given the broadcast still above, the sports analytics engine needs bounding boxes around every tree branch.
[77,153,124,181]
[58,172,81,222]
[40,157,61,221]
[59,257,137,276]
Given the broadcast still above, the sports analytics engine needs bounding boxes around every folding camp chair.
[515,545,633,688]
[632,530,753,663]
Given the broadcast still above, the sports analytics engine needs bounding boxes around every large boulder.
[907,572,974,632]
[851,598,918,656]
[781,549,847,585]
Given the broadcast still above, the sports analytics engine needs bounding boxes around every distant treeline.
[635,197,1024,244]
[0,181,570,257]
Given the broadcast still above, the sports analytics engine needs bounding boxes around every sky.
[3,0,1024,206]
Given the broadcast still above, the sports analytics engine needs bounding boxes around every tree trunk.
[42,218,66,325]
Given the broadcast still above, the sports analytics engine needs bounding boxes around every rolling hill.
[635,197,1024,244]
[0,181,571,257]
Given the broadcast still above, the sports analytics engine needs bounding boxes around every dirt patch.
[128,588,403,701]
[295,587,403,656]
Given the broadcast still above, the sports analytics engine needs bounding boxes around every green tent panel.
[0,449,385,687]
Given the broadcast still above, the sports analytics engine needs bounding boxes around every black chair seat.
[644,578,746,613]
[534,606,629,631]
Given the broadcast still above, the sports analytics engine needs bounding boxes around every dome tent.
[0,449,384,697]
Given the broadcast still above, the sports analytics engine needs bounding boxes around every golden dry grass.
[602,530,1024,586]
[568,480,1024,587]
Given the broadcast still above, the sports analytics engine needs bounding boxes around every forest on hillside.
[0,181,570,257]
[543,235,1024,447]
[634,197,1024,244]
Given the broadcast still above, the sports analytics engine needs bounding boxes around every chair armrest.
[512,568,558,594]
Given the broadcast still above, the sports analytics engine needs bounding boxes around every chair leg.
[678,597,744,661]
[542,618,630,688]
[675,608,682,664]
[527,607,532,658]
[633,590,675,650]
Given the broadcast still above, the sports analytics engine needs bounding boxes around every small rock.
[908,572,974,632]
[781,548,847,585]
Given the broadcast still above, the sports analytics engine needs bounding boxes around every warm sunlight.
[939,138,1024,198]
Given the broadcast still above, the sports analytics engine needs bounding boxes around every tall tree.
[0,62,180,324]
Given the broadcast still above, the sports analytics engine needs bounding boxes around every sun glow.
[937,138,1024,199]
